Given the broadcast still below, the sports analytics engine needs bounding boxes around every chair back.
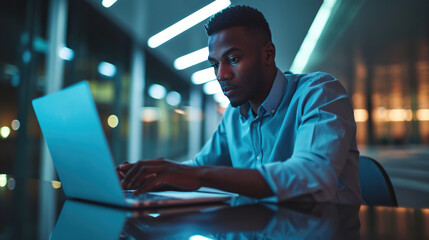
[359,156,398,206]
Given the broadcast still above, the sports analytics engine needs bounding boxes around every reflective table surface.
[0,175,428,240]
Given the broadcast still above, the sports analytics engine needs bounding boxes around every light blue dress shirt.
[191,69,363,204]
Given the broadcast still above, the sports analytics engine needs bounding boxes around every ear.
[263,41,276,66]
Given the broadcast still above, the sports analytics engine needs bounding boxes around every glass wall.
[0,0,193,179]
[144,50,191,160]
[305,0,429,146]
[0,0,49,178]
[66,0,132,164]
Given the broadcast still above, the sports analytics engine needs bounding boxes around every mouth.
[223,87,237,98]
[222,85,235,94]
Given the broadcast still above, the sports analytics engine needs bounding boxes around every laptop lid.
[33,81,234,208]
[33,81,127,206]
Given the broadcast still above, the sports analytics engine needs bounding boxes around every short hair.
[204,5,272,42]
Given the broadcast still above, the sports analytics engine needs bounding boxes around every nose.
[216,63,233,82]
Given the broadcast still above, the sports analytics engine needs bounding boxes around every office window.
[306,0,429,146]
[66,0,132,163]
[0,0,49,177]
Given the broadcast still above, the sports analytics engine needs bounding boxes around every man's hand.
[116,158,201,196]
[116,158,274,198]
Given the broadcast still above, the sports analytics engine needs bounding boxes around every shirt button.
[271,109,275,114]
[256,155,261,161]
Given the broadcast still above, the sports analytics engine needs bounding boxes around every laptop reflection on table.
[32,81,235,208]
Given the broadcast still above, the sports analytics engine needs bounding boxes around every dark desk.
[0,176,428,239]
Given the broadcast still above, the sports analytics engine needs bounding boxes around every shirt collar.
[239,69,286,118]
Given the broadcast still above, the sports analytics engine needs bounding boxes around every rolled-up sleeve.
[257,74,357,202]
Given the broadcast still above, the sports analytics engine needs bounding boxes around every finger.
[133,175,167,196]
[116,168,126,181]
[118,162,133,170]
[127,169,158,190]
[126,164,166,189]
[122,164,163,189]
[116,162,134,182]
[121,163,142,189]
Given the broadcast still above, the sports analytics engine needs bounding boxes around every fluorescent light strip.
[148,0,231,48]
[213,93,229,108]
[174,47,209,70]
[203,81,222,95]
[102,0,118,8]
[289,0,337,73]
[191,67,216,85]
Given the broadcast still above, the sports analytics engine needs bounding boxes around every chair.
[359,156,398,206]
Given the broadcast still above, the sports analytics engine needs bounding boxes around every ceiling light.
[191,67,216,85]
[148,0,231,48]
[102,0,118,8]
[290,0,338,73]
[203,81,221,95]
[174,47,209,70]
[148,84,167,99]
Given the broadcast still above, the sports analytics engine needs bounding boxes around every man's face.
[208,26,271,107]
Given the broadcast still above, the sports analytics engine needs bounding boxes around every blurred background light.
[174,47,209,70]
[98,61,117,77]
[354,109,369,122]
[59,46,74,61]
[11,119,20,130]
[174,109,186,115]
[417,109,429,121]
[147,213,161,218]
[33,37,48,53]
[186,107,202,121]
[213,93,229,108]
[0,126,11,139]
[191,67,216,85]
[148,84,167,99]
[107,114,119,128]
[203,80,222,95]
[388,109,412,122]
[22,50,31,63]
[373,107,387,122]
[189,235,214,240]
[147,0,231,48]
[102,0,118,8]
[0,174,7,188]
[4,64,20,87]
[51,180,61,189]
[166,91,182,106]
[290,0,338,73]
[7,177,15,190]
[141,107,162,122]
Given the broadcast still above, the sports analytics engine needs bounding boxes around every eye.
[228,56,239,64]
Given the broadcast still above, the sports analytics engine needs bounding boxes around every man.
[118,5,363,204]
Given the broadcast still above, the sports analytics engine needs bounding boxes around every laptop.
[32,81,235,208]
